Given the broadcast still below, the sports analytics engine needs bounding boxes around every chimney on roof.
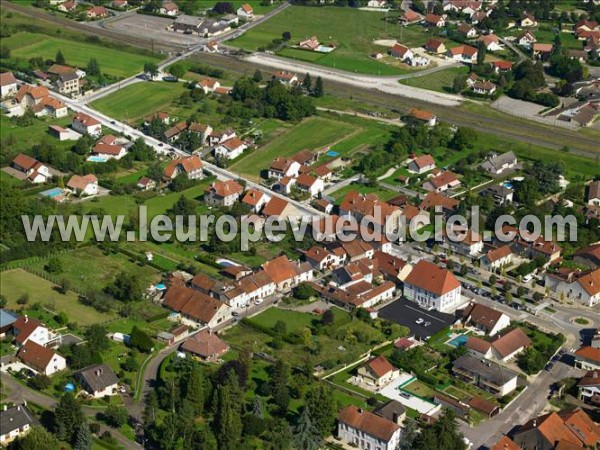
[24,315,28,323]
[392,411,399,424]
[357,408,363,414]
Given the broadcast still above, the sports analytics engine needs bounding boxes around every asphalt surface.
[378,300,456,340]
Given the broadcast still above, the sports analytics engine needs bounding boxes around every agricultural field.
[2,31,162,78]
[230,116,356,179]
[0,268,116,325]
[91,81,189,122]
[228,6,433,75]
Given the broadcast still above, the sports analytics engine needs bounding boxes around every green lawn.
[230,116,356,179]
[228,5,432,75]
[330,182,398,204]
[28,247,161,294]
[246,308,316,334]
[1,114,73,157]
[91,81,189,122]
[0,268,116,325]
[402,379,437,400]
[3,32,162,78]
[398,66,469,93]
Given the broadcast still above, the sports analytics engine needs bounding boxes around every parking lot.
[378,300,456,340]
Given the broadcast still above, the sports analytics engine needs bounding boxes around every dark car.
[511,302,522,310]
[545,363,554,371]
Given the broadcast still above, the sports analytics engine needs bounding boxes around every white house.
[337,405,402,450]
[273,71,298,85]
[0,405,36,445]
[403,260,463,313]
[261,255,313,291]
[574,347,600,370]
[76,364,119,398]
[197,78,220,94]
[447,44,478,64]
[461,302,511,336]
[544,268,600,307]
[588,181,600,206]
[17,340,66,376]
[0,72,18,98]
[164,155,203,181]
[92,140,127,160]
[241,188,270,213]
[296,173,324,197]
[389,43,413,61]
[72,112,102,136]
[407,154,436,174]
[12,316,51,347]
[204,180,244,207]
[67,174,98,196]
[481,151,518,175]
[577,370,600,404]
[481,245,513,271]
[304,246,345,271]
[356,355,399,388]
[518,30,536,48]
[11,154,50,184]
[237,3,253,18]
[268,157,301,180]
[159,2,179,15]
[214,137,247,161]
[453,355,518,396]
[367,0,387,7]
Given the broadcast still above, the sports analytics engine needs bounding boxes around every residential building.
[574,346,600,370]
[518,30,536,48]
[532,43,553,60]
[163,286,230,328]
[420,192,460,215]
[237,3,253,18]
[296,173,324,197]
[588,181,600,206]
[482,184,514,206]
[434,394,471,420]
[367,0,387,7]
[72,112,102,136]
[304,246,344,271]
[261,255,313,291]
[472,80,497,95]
[0,309,17,339]
[67,174,98,196]
[458,23,477,38]
[299,36,320,50]
[447,44,479,63]
[273,71,298,85]
[577,370,600,405]
[214,137,247,160]
[56,72,80,95]
[144,111,170,126]
[0,72,18,98]
[389,43,413,61]
[57,0,77,12]
[86,6,109,18]
[339,191,401,235]
[261,196,299,219]
[520,13,538,28]
[481,151,518,175]
[441,226,483,256]
[512,408,600,450]
[403,260,463,313]
[467,328,532,362]
[356,355,400,388]
[315,281,396,310]
[17,340,66,376]
[372,400,406,425]
[408,108,437,126]
[180,329,229,361]
[481,245,513,271]
[159,2,179,15]
[490,436,522,450]
[76,364,119,398]
[478,34,503,51]
[400,9,422,25]
[0,405,37,445]
[337,405,402,450]
[164,155,203,181]
[137,176,156,191]
[424,38,446,54]
[407,154,436,174]
[423,171,461,192]
[492,60,513,73]
[372,251,412,284]
[241,188,270,213]
[92,140,126,160]
[11,154,50,184]
[574,243,600,269]
[204,180,244,207]
[461,302,510,336]
[424,13,445,27]
[12,316,51,347]
[268,157,301,180]
[544,268,600,307]
[452,354,519,396]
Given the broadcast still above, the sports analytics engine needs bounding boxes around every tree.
[400,419,419,450]
[143,62,159,79]
[129,326,154,352]
[169,63,186,80]
[104,404,128,428]
[44,257,63,274]
[477,40,487,66]
[282,31,291,41]
[449,127,477,151]
[252,69,263,83]
[271,359,290,414]
[321,309,334,325]
[186,364,205,415]
[85,324,110,351]
[460,264,468,276]
[213,372,243,450]
[55,49,66,65]
[30,374,51,390]
[13,426,60,450]
[17,294,29,305]
[105,272,144,302]
[294,282,316,300]
[302,73,312,91]
[452,73,467,93]
[54,392,84,442]
[304,384,336,437]
[293,407,321,450]
[74,422,92,450]
[251,397,263,418]
[59,277,71,295]
[0,294,6,308]
[413,409,464,450]
[86,57,101,77]
[489,274,497,285]
[312,76,324,97]
[273,320,287,336]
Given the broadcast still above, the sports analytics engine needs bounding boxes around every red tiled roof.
[0,71,17,87]
[205,180,243,198]
[240,3,253,13]
[164,155,202,179]
[12,153,39,171]
[365,355,396,378]
[67,174,97,190]
[465,336,492,354]
[492,328,531,358]
[13,316,45,345]
[411,154,435,169]
[405,260,460,296]
[338,405,400,442]
[420,192,460,211]
[93,142,123,156]
[575,346,600,364]
[241,188,265,207]
[425,13,443,24]
[490,436,522,450]
[427,171,460,189]
[409,108,434,121]
[486,245,512,262]
[73,112,100,127]
[262,197,291,217]
[164,286,226,324]
[180,329,229,358]
[17,340,58,372]
[261,255,298,284]
[463,302,505,331]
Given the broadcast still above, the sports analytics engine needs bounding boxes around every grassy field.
[230,116,356,179]
[1,114,73,157]
[0,268,116,325]
[330,182,398,204]
[29,247,161,294]
[228,6,432,75]
[246,308,316,334]
[398,66,469,93]
[3,31,162,78]
[91,81,189,122]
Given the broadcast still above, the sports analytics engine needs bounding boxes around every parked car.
[423,321,431,327]
[415,318,424,324]
[545,363,554,371]
[254,299,264,305]
[232,311,239,317]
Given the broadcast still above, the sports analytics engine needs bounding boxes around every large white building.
[337,405,402,450]
[544,268,600,307]
[403,260,463,313]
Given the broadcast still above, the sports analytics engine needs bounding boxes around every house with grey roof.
[75,364,119,398]
[0,404,38,445]
[0,309,18,338]
[452,354,519,396]
[481,151,518,175]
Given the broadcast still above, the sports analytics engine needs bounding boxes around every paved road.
[1,374,139,450]
[321,173,362,197]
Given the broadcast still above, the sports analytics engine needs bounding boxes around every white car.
[415,318,424,324]
[254,299,264,305]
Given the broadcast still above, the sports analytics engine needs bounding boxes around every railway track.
[3,0,599,162]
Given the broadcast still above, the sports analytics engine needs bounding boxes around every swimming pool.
[216,258,241,267]
[87,155,108,163]
[40,187,65,199]
[447,334,469,348]
[316,45,335,53]
[326,150,339,157]
[503,181,514,189]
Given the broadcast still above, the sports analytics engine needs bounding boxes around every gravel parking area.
[105,14,201,48]
[378,300,455,340]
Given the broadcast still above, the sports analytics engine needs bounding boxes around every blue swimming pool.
[503,181,514,189]
[87,155,108,163]
[326,150,339,157]
[40,187,65,199]
[447,335,469,348]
